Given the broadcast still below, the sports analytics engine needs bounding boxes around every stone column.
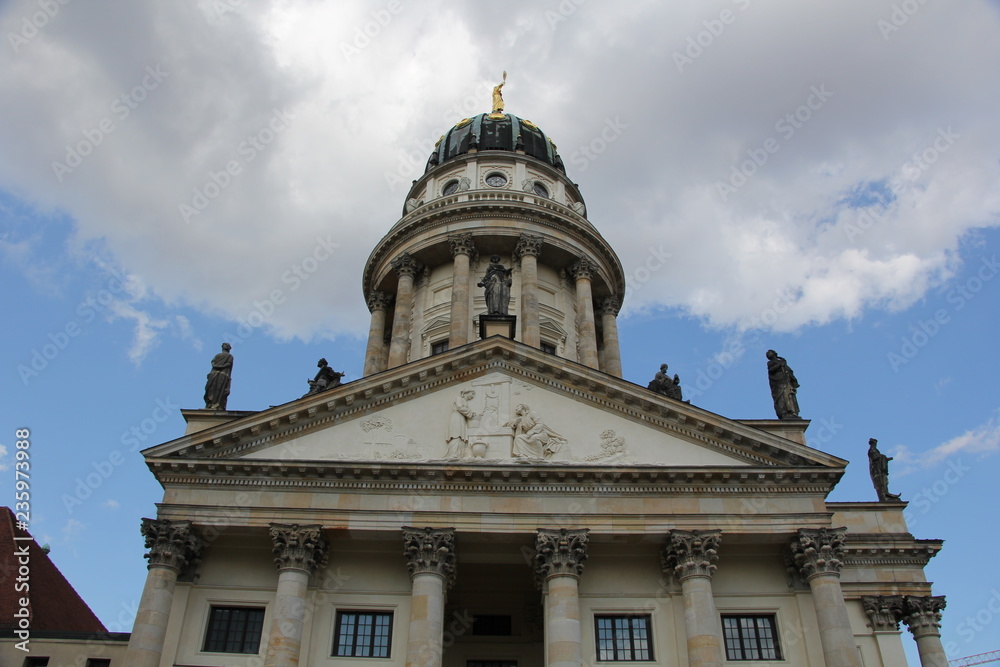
[662,530,724,667]
[448,234,476,349]
[569,258,599,369]
[515,234,543,348]
[364,291,393,376]
[790,528,862,667]
[125,519,203,667]
[903,596,948,667]
[861,595,908,666]
[598,296,622,377]
[264,524,328,667]
[402,527,457,667]
[388,253,422,369]
[534,528,589,667]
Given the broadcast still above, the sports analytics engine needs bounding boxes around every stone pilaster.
[663,530,724,667]
[569,258,599,369]
[598,295,622,377]
[790,528,861,667]
[903,596,948,667]
[364,291,393,376]
[125,519,203,667]
[448,234,476,349]
[388,253,422,368]
[264,524,328,667]
[535,528,589,667]
[515,234,543,348]
[402,527,456,667]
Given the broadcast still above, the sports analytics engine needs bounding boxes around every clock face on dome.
[485,173,508,188]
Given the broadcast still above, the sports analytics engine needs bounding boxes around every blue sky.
[2,1,999,663]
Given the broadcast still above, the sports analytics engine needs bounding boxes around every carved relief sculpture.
[868,438,902,502]
[766,349,801,420]
[203,342,233,410]
[505,403,567,460]
[445,390,478,459]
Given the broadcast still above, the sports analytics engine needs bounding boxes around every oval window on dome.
[442,179,460,196]
[532,181,549,198]
[485,173,508,188]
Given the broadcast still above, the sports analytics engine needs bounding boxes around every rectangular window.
[595,615,653,662]
[203,606,265,654]
[722,614,782,661]
[540,341,556,354]
[432,340,449,355]
[467,661,517,667]
[472,614,512,636]
[85,660,111,667]
[23,659,50,667]
[333,611,393,658]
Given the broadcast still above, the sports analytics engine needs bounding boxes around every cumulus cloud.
[891,413,1000,475]
[1,0,998,345]
[0,443,8,471]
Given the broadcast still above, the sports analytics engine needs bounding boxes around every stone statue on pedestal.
[868,438,902,502]
[648,363,685,402]
[203,343,233,410]
[766,349,801,420]
[304,358,344,397]
[478,255,513,315]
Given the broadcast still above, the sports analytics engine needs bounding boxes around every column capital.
[534,528,589,585]
[391,252,423,278]
[269,523,328,574]
[367,290,394,313]
[662,529,721,581]
[402,526,456,588]
[140,518,203,573]
[448,233,477,259]
[862,595,904,632]
[599,295,621,316]
[790,527,847,580]
[568,257,596,281]
[514,233,543,259]
[902,595,946,639]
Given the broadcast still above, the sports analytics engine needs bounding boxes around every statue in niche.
[648,363,685,402]
[505,403,567,461]
[204,343,233,410]
[766,349,801,420]
[304,358,344,397]
[478,255,513,315]
[868,438,902,502]
[445,390,478,459]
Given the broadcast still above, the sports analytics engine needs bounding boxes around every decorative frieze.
[790,527,846,580]
[448,233,477,259]
[902,595,946,638]
[534,527,589,585]
[862,595,904,632]
[391,252,422,278]
[402,526,457,588]
[269,523,328,573]
[662,529,721,580]
[514,233,543,259]
[367,290,394,313]
[140,518,203,573]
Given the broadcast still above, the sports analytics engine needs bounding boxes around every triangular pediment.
[145,338,847,479]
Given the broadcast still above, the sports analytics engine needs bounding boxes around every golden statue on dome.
[490,71,507,118]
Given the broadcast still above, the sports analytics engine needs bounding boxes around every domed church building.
[124,84,947,667]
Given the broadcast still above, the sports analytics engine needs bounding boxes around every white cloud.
[103,499,120,509]
[0,443,8,471]
[892,413,1000,475]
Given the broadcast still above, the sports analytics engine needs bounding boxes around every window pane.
[593,615,652,661]
[334,611,393,658]
[721,614,781,661]
[204,606,265,654]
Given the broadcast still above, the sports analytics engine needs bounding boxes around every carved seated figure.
[304,358,344,397]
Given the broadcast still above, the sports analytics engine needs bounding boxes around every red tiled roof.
[0,506,107,632]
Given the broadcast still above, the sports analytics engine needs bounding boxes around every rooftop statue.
[868,438,902,502]
[491,71,507,115]
[478,255,513,315]
[648,363,685,402]
[304,358,344,397]
[766,349,801,420]
[203,343,233,410]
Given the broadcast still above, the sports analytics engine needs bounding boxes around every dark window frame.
[84,660,112,667]
[721,613,782,661]
[202,605,266,654]
[431,340,449,355]
[23,658,50,667]
[594,614,654,662]
[333,610,394,658]
[540,341,557,354]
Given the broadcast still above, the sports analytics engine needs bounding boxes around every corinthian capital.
[269,523,328,574]
[789,527,846,580]
[402,527,456,588]
[862,595,904,632]
[391,252,422,278]
[534,528,589,586]
[599,295,621,316]
[568,257,596,281]
[902,595,946,639]
[367,290,394,313]
[140,518,203,573]
[662,529,721,581]
[448,233,477,259]
[514,234,543,259]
